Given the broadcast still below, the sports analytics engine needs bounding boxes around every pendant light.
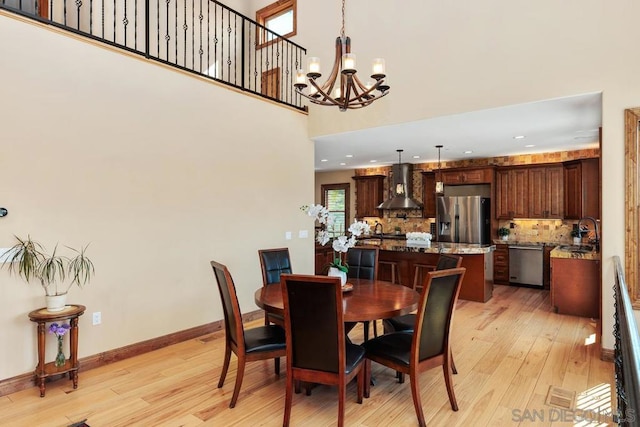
[435,145,444,193]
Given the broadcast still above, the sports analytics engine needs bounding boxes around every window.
[256,0,296,45]
[321,183,350,237]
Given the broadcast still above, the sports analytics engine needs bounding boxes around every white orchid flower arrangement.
[301,204,371,273]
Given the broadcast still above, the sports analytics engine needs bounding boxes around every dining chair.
[258,247,292,327]
[383,254,462,374]
[210,260,286,408]
[346,247,379,341]
[280,274,367,427]
[363,267,466,427]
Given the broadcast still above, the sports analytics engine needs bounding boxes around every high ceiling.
[313,92,602,171]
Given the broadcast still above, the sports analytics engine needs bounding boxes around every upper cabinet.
[495,160,601,220]
[528,165,564,218]
[563,158,600,219]
[496,167,529,219]
[440,166,494,184]
[352,175,386,218]
[421,171,436,218]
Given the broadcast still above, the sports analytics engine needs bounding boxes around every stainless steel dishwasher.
[509,245,544,287]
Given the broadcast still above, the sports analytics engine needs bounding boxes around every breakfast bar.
[360,238,495,302]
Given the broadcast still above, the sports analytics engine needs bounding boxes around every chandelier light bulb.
[308,57,321,74]
[372,58,385,76]
[295,69,306,85]
[342,53,356,73]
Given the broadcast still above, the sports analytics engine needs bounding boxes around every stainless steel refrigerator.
[436,196,491,244]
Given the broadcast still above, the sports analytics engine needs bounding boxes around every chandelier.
[294,0,390,112]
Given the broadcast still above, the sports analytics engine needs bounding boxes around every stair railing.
[1,0,307,110]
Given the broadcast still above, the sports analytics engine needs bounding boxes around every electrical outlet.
[92,312,101,325]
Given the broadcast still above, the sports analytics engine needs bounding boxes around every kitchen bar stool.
[412,263,437,293]
[379,260,400,285]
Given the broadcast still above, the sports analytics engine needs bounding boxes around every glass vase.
[55,336,66,367]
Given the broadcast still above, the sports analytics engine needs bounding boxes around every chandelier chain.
[341,0,346,38]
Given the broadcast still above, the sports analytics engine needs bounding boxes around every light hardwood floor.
[0,285,615,426]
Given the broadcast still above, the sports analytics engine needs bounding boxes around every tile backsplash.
[496,219,600,244]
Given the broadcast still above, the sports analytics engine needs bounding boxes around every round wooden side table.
[28,304,86,397]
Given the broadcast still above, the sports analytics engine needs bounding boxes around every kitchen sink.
[557,244,594,254]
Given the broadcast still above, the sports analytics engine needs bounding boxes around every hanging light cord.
[341,0,346,39]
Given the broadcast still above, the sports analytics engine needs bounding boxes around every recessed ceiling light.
[370,160,377,163]
[412,155,420,159]
[525,144,535,148]
[464,150,473,154]
[320,159,328,162]
[340,162,347,166]
[345,154,353,158]
[513,135,526,140]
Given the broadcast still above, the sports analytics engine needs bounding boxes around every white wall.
[0,14,313,379]
[296,0,640,350]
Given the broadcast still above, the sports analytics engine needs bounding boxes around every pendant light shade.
[435,145,444,193]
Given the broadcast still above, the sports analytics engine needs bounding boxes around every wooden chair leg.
[451,350,458,375]
[229,354,246,408]
[364,359,371,399]
[373,320,378,338]
[356,365,364,404]
[264,312,270,326]
[217,343,231,388]
[283,371,294,426]
[338,379,346,427]
[443,361,459,411]
[409,369,426,427]
[363,321,370,342]
[274,357,280,375]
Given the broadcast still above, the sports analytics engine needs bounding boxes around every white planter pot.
[327,267,347,286]
[501,235,509,241]
[45,294,68,312]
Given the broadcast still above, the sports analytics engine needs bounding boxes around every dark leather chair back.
[436,254,463,270]
[346,247,379,280]
[415,267,466,361]
[281,274,343,373]
[211,260,242,347]
[259,248,293,286]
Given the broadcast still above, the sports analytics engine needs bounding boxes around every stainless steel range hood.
[377,151,422,210]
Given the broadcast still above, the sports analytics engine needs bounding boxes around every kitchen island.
[359,238,495,302]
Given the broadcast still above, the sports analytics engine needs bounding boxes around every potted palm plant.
[2,235,95,312]
[498,227,510,241]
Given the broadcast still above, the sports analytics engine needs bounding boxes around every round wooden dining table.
[254,278,420,323]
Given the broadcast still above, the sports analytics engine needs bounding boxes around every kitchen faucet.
[374,222,384,235]
[578,216,600,252]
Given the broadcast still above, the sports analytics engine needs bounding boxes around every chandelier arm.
[297,82,343,107]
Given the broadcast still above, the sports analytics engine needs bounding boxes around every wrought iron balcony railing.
[1,0,307,111]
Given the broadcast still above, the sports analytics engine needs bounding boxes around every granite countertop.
[550,245,601,260]
[359,238,494,254]
[491,239,600,260]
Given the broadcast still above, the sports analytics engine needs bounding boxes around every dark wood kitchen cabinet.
[563,158,600,219]
[493,244,509,284]
[421,171,436,218]
[528,165,564,218]
[315,245,333,274]
[496,167,529,219]
[352,175,385,218]
[440,166,494,185]
[551,257,600,318]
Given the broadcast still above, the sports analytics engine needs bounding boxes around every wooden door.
[261,68,280,100]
